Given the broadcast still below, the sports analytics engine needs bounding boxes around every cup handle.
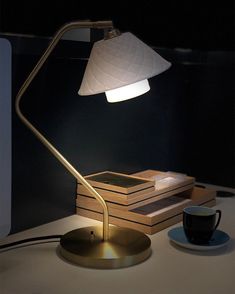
[214,210,222,230]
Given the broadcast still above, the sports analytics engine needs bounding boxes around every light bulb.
[105,79,150,103]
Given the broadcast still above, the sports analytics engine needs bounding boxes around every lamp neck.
[15,20,112,241]
[104,29,121,40]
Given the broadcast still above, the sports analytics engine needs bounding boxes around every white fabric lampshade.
[78,32,171,100]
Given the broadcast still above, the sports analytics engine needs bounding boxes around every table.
[0,187,234,294]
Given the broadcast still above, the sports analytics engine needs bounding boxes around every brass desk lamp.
[16,20,171,268]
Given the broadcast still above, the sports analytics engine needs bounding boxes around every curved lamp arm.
[15,20,114,241]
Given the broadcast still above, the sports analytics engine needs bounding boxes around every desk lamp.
[16,21,171,268]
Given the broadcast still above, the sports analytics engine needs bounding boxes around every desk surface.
[0,194,235,294]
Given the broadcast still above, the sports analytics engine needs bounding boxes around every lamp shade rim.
[78,62,171,96]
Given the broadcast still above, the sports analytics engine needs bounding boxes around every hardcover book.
[132,170,195,191]
[82,171,155,194]
[77,170,195,205]
[77,184,156,205]
[76,187,216,234]
[77,199,216,235]
[76,185,193,211]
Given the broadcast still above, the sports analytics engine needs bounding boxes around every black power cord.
[0,235,62,250]
[216,190,235,198]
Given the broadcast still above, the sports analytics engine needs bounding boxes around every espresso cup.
[183,206,222,244]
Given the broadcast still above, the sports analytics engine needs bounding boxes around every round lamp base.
[59,226,151,269]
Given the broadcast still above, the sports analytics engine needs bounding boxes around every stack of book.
[76,170,216,234]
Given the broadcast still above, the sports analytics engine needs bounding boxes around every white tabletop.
[0,194,234,294]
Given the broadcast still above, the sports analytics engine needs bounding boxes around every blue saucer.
[168,227,230,251]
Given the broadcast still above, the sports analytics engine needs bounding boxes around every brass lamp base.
[59,225,151,269]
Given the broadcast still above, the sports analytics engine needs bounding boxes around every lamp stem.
[15,20,114,241]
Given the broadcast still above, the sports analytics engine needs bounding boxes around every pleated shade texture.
[78,32,171,96]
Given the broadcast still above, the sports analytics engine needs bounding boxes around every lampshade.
[78,32,171,101]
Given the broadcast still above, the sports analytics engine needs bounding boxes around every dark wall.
[5,34,234,233]
[0,1,234,233]
[0,0,234,50]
